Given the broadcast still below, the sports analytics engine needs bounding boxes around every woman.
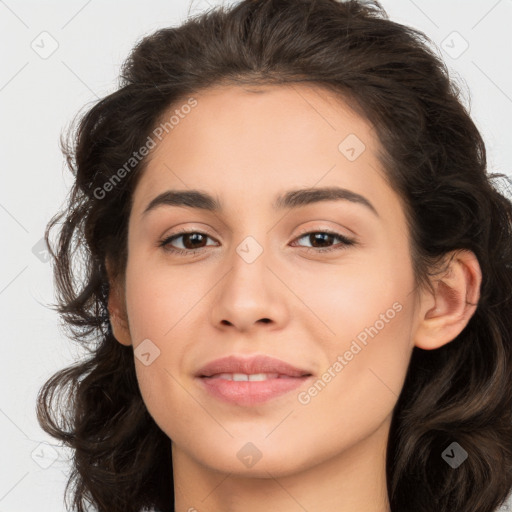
[36,1,512,511]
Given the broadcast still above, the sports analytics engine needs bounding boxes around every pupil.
[311,233,332,247]
[185,233,204,249]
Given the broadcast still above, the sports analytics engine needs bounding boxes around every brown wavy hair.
[36,0,512,511]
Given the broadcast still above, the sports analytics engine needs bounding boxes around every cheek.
[123,257,205,420]
[124,256,200,345]
[289,250,412,339]
[291,255,414,418]
[293,300,414,459]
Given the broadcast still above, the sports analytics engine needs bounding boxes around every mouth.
[197,374,313,406]
[199,374,312,406]
[202,372,310,381]
[195,355,313,406]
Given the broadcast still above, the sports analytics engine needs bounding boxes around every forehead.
[131,83,397,219]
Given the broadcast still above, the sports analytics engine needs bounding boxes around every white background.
[1,0,511,510]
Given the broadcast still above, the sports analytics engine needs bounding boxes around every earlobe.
[105,260,132,347]
[414,250,482,350]
[108,304,132,346]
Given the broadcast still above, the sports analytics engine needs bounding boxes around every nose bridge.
[235,232,267,266]
[227,229,272,293]
[210,224,287,330]
[225,209,275,271]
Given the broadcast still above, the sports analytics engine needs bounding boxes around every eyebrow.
[141,186,379,217]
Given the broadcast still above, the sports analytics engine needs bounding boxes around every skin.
[107,83,482,512]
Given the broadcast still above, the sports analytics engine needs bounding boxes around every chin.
[180,434,324,478]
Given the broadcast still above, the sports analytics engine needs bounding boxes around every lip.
[195,354,313,406]
[196,354,312,378]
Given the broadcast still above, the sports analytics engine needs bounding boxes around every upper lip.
[196,355,312,378]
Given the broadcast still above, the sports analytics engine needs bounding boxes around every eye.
[291,229,356,253]
[158,229,218,256]
[158,228,357,257]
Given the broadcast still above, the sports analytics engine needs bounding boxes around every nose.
[209,238,289,333]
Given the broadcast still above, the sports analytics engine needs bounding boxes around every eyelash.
[158,227,356,256]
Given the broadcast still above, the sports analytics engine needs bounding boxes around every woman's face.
[120,83,424,476]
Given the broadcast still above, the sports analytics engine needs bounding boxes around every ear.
[414,249,482,350]
[105,259,132,346]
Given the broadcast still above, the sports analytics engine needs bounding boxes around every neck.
[172,416,392,512]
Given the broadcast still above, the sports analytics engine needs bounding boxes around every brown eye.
[159,231,218,255]
[292,230,356,253]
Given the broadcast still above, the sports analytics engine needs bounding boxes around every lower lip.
[198,375,311,406]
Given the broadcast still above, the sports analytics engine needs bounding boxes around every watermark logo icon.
[31,31,59,59]
[441,31,469,59]
[338,134,366,161]
[134,338,161,366]
[236,236,263,264]
[441,442,468,468]
[31,442,59,469]
[32,237,50,263]
[237,442,263,468]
